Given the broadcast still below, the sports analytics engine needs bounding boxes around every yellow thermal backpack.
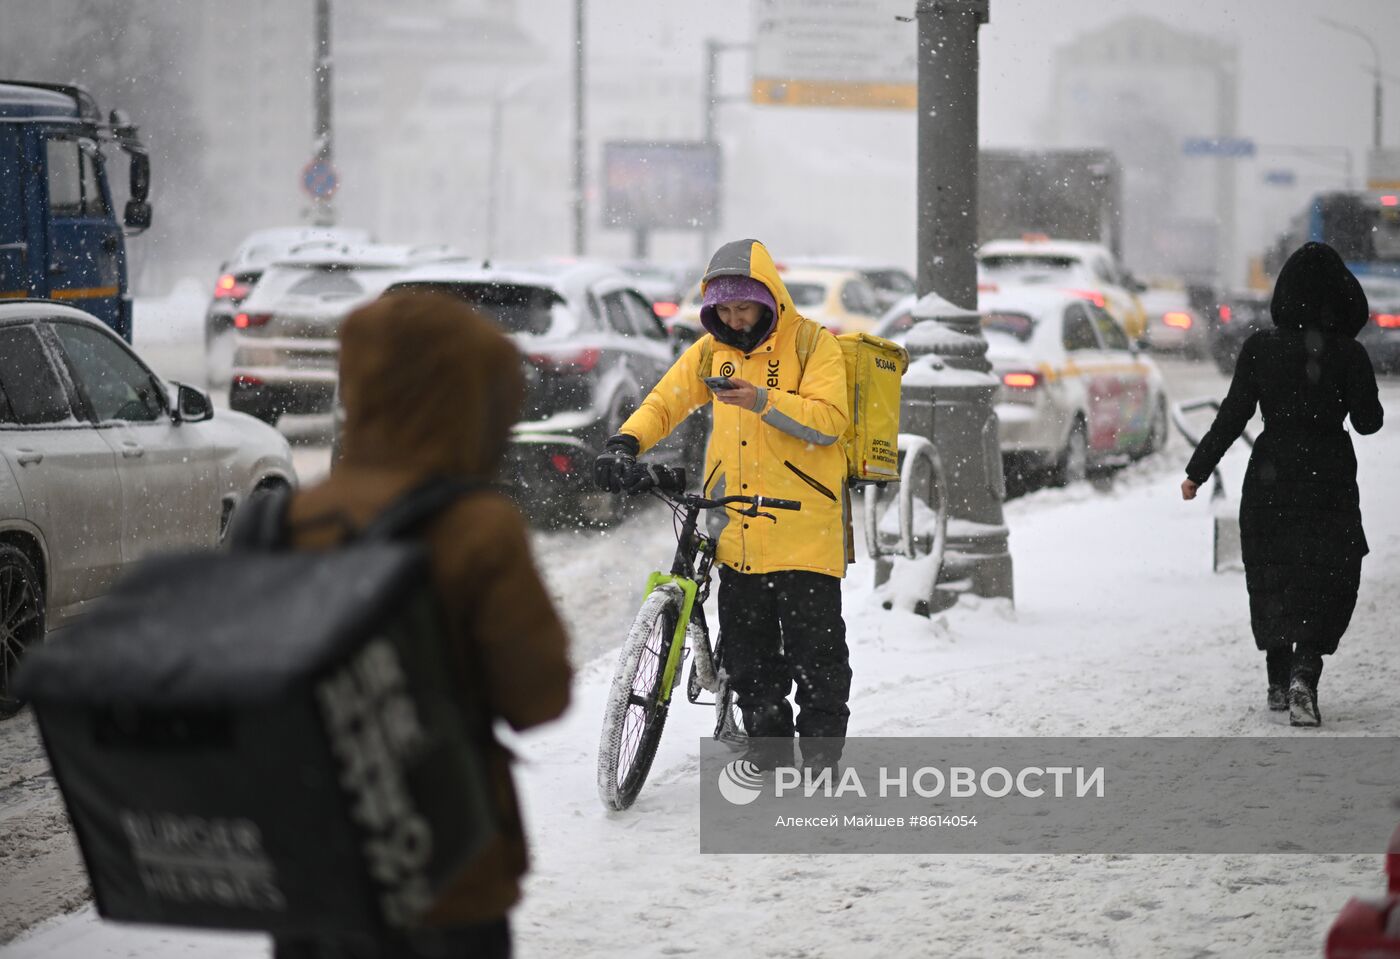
[699,317,909,486]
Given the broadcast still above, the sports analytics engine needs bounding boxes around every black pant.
[718,567,850,758]
[1266,645,1324,689]
[272,919,510,959]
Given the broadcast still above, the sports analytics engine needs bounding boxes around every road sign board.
[752,0,917,110]
[1182,137,1256,158]
[602,141,721,231]
[301,158,339,199]
[1262,169,1296,186]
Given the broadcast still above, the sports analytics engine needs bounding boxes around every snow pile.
[8,382,1400,957]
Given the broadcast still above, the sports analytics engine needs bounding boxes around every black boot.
[1265,648,1291,712]
[1289,652,1323,727]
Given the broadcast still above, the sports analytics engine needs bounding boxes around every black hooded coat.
[1185,242,1383,653]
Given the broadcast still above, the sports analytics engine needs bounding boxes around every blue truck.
[0,80,151,341]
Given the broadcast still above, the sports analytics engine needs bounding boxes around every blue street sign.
[301,159,339,199]
[1182,137,1256,158]
[1263,169,1296,187]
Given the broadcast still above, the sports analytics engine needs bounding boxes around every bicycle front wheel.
[597,586,682,810]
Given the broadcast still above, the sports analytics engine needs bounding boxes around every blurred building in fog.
[1051,16,1239,285]
[187,2,315,261]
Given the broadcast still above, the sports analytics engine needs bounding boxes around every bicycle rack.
[863,432,949,573]
[1171,398,1254,572]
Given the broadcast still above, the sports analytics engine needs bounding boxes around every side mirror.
[124,199,152,232]
[173,382,213,423]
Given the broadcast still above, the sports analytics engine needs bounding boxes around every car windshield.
[786,282,827,308]
[392,281,572,337]
[286,269,367,299]
[864,270,915,294]
[982,311,1035,342]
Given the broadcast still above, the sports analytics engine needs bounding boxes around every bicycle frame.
[645,496,715,707]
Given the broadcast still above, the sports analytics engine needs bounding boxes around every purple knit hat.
[699,274,778,339]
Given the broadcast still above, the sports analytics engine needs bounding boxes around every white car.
[1137,287,1210,359]
[877,288,1169,483]
[0,302,296,713]
[977,238,1148,342]
[229,244,467,425]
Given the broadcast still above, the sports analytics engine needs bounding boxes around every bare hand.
[714,376,760,411]
[1181,479,1199,501]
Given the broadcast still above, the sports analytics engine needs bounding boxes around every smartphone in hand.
[703,376,739,392]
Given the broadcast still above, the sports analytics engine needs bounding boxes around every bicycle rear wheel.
[597,586,681,810]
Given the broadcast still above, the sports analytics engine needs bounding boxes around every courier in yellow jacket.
[596,239,853,767]
[621,240,850,577]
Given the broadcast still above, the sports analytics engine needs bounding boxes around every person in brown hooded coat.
[275,291,572,958]
[1183,242,1382,728]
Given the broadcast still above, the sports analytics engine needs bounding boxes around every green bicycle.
[596,474,801,811]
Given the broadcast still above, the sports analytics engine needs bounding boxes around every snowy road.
[5,342,1400,956]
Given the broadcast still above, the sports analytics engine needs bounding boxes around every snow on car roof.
[269,243,464,271]
[978,238,1113,260]
[392,259,634,306]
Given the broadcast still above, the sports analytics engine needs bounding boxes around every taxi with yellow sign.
[977,237,1149,342]
[876,286,1169,485]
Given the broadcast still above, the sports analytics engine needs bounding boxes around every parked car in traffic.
[877,287,1169,483]
[204,226,373,376]
[1207,290,1271,374]
[0,301,295,713]
[228,243,464,425]
[617,260,697,324]
[381,260,700,524]
[778,256,917,312]
[1356,274,1400,373]
[1137,286,1211,359]
[977,237,1149,341]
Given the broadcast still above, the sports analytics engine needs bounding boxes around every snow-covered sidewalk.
[8,386,1400,958]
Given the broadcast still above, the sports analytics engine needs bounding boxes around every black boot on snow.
[1268,684,1288,712]
[1288,679,1321,727]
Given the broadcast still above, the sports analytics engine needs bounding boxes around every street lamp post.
[1318,16,1383,149]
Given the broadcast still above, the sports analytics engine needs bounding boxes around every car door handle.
[121,442,145,459]
[13,449,43,466]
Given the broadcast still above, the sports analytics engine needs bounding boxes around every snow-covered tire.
[597,586,681,810]
[0,545,44,718]
[1144,397,1170,456]
[1049,418,1088,487]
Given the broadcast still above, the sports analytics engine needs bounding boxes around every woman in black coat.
[1182,242,1383,727]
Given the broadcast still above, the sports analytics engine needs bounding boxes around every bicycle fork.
[643,572,698,707]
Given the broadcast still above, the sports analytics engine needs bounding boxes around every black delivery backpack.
[14,478,496,936]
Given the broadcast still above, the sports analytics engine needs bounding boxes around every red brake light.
[549,453,575,474]
[530,348,601,373]
[977,282,999,293]
[1002,371,1042,389]
[1020,232,1049,242]
[1374,312,1400,329]
[1382,195,1398,207]
[652,300,679,319]
[1066,288,1106,309]
[234,312,273,329]
[1163,311,1192,330]
[214,274,251,301]
[233,374,264,388]
[1218,305,1232,324]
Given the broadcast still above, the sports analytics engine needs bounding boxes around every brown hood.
[337,291,524,477]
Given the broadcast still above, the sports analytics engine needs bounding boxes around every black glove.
[593,433,639,493]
